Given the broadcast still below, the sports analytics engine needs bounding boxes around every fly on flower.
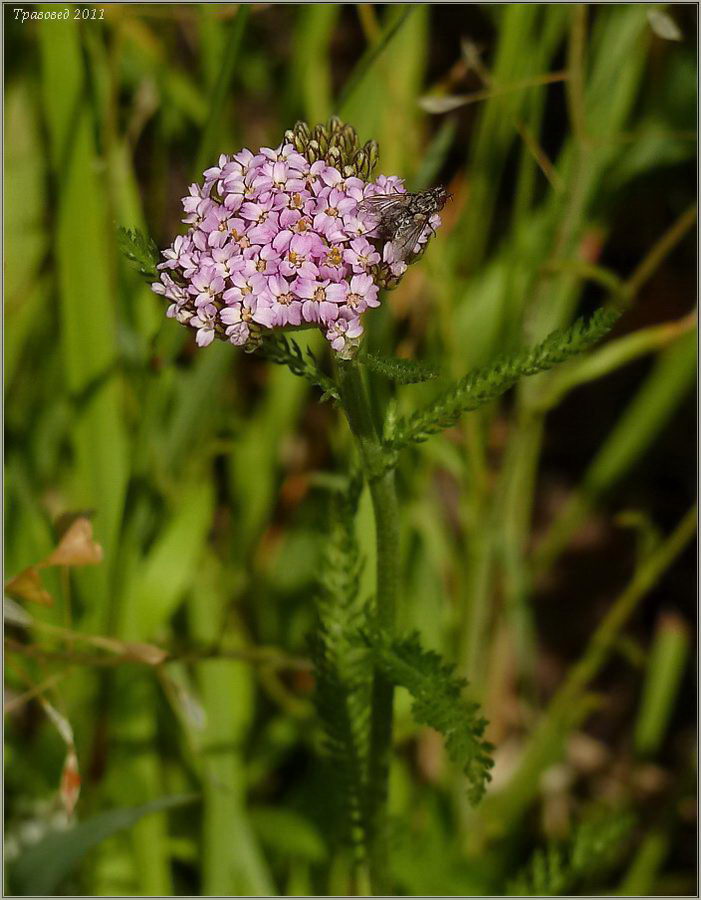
[149,118,447,358]
[357,185,451,262]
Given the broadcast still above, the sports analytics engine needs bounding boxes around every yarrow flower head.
[151,117,445,359]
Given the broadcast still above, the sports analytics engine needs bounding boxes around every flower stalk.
[336,358,399,894]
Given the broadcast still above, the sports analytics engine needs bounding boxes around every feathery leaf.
[258,334,340,401]
[117,226,160,282]
[389,307,621,449]
[362,352,439,384]
[310,472,371,859]
[508,811,634,895]
[365,629,494,804]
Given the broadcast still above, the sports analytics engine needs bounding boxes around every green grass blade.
[290,5,339,122]
[634,612,691,757]
[188,556,275,895]
[116,480,214,640]
[536,329,696,572]
[8,794,196,896]
[336,6,416,115]
[38,10,128,631]
[193,5,250,179]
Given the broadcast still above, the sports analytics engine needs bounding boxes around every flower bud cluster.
[151,119,441,358]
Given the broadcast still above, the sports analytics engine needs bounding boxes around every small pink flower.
[183,196,214,228]
[221,293,273,328]
[313,188,356,240]
[233,147,265,172]
[320,166,365,199]
[209,245,245,279]
[189,266,225,308]
[153,272,187,303]
[326,316,363,358]
[201,206,237,248]
[274,232,323,279]
[158,234,192,271]
[264,274,303,327]
[340,273,380,314]
[242,244,280,277]
[182,183,209,217]
[190,303,218,346]
[261,160,307,193]
[203,153,231,182]
[295,278,340,325]
[370,174,405,194]
[247,214,281,246]
[260,143,309,172]
[382,242,408,278]
[343,237,381,273]
[223,271,267,306]
[317,244,348,282]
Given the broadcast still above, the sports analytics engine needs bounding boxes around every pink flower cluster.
[152,142,440,357]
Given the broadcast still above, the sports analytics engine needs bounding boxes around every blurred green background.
[4,3,697,896]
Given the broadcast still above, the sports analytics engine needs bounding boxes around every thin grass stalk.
[478,505,696,839]
[456,4,573,691]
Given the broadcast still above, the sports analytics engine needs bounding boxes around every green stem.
[336,358,399,895]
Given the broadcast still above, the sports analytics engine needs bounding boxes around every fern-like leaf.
[508,811,634,895]
[389,307,620,449]
[310,473,372,859]
[365,629,494,804]
[362,352,439,384]
[117,226,160,282]
[258,334,339,401]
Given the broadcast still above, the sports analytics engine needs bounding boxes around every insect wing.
[390,216,431,261]
[355,193,410,222]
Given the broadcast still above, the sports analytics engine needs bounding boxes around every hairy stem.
[336,358,399,894]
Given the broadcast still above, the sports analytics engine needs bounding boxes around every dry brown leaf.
[59,748,81,817]
[5,567,54,606]
[43,517,103,567]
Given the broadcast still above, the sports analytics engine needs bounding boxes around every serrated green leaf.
[258,333,340,401]
[310,473,371,857]
[117,226,160,283]
[507,812,634,895]
[362,352,439,384]
[390,307,620,448]
[366,630,494,804]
